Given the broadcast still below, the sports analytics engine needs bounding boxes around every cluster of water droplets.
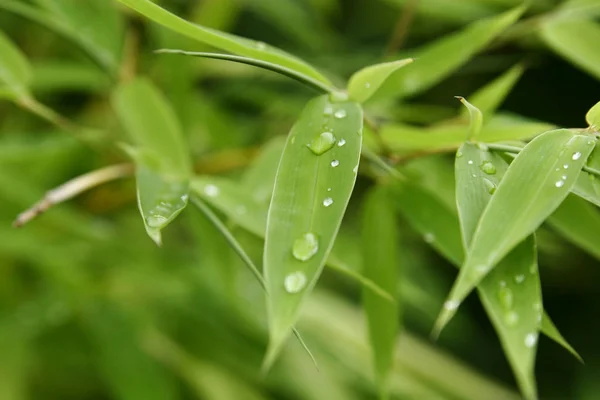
[554,151,582,188]
[284,233,320,293]
[145,182,189,228]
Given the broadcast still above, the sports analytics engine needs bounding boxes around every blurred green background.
[1,0,600,399]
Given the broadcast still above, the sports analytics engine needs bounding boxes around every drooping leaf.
[263,94,362,368]
[586,101,600,128]
[455,97,482,141]
[540,19,600,81]
[547,194,600,261]
[436,129,595,332]
[374,4,526,100]
[361,186,400,397]
[155,50,334,93]
[112,78,191,245]
[0,29,32,99]
[461,64,525,120]
[347,58,414,103]
[454,142,541,400]
[115,0,332,86]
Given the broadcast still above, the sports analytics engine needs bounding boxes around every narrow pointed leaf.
[461,64,525,120]
[586,101,600,128]
[375,5,526,99]
[540,19,600,80]
[263,95,362,368]
[571,144,600,206]
[455,97,482,141]
[115,0,332,86]
[454,142,541,400]
[436,129,595,332]
[112,78,191,244]
[547,194,600,261]
[541,312,582,362]
[362,186,400,397]
[156,50,334,93]
[0,30,32,98]
[347,58,414,103]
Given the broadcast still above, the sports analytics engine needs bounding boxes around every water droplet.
[353,165,359,174]
[365,82,371,88]
[284,271,307,293]
[499,280,507,287]
[180,194,189,202]
[146,215,168,228]
[334,109,347,119]
[562,175,567,180]
[475,264,490,275]
[444,300,459,311]
[504,311,519,327]
[514,274,525,284]
[563,164,569,169]
[424,233,435,243]
[524,332,538,348]
[468,160,474,165]
[292,233,319,261]
[472,174,477,178]
[327,187,332,192]
[483,178,496,194]
[555,180,565,188]
[498,287,514,310]
[572,152,582,160]
[256,41,266,50]
[323,197,333,207]
[331,159,340,167]
[323,105,333,116]
[337,138,346,147]
[480,161,496,175]
[307,132,336,155]
[204,184,219,197]
[456,150,463,158]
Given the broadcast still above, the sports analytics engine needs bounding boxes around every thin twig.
[385,0,419,55]
[13,163,134,227]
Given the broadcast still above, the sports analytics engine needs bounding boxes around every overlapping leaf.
[587,101,600,128]
[347,58,414,103]
[0,30,32,99]
[263,94,362,368]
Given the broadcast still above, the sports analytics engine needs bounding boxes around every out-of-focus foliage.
[1,1,600,399]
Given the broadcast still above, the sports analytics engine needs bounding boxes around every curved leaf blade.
[347,58,413,103]
[541,312,582,362]
[0,30,32,98]
[586,101,600,128]
[263,95,363,368]
[362,186,400,397]
[436,129,595,332]
[112,78,191,244]
[116,0,332,86]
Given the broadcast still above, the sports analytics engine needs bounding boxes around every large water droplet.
[307,132,336,155]
[468,160,474,165]
[524,332,538,348]
[480,160,497,175]
[323,105,333,116]
[572,152,582,160]
[323,197,333,207]
[331,159,340,167]
[498,286,514,310]
[334,109,347,119]
[146,215,168,228]
[555,180,565,188]
[292,233,319,261]
[483,178,497,194]
[504,311,519,327]
[284,271,307,293]
[337,138,346,147]
[204,184,220,197]
[444,300,459,310]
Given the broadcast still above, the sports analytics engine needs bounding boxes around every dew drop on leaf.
[514,274,525,284]
[284,271,307,293]
[563,164,569,169]
[337,138,346,147]
[146,215,168,228]
[572,151,582,160]
[444,300,459,310]
[504,311,519,327]
[204,184,220,197]
[555,180,565,188]
[480,160,497,175]
[323,197,333,207]
[468,160,474,165]
[334,109,347,119]
[524,332,538,348]
[292,233,319,261]
[424,232,435,243]
[323,105,333,116]
[331,159,340,167]
[498,286,514,310]
[483,178,496,194]
[307,132,336,155]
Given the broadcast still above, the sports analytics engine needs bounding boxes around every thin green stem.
[362,148,406,181]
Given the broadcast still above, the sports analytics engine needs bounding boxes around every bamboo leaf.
[115,0,332,86]
[435,129,595,333]
[455,97,482,141]
[454,142,541,400]
[156,50,334,93]
[112,78,191,245]
[263,94,362,369]
[242,136,286,204]
[570,146,600,206]
[347,58,414,103]
[540,312,582,362]
[361,186,400,397]
[375,5,526,99]
[540,19,600,81]
[0,30,32,98]
[586,101,600,128]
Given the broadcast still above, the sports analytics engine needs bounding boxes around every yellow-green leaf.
[586,101,600,128]
[347,58,413,103]
[0,30,32,98]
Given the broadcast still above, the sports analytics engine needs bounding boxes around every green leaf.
[571,145,600,206]
[381,118,552,152]
[454,142,540,400]
[547,194,600,261]
[115,0,332,86]
[0,29,32,98]
[586,101,600,128]
[540,312,583,362]
[263,94,362,368]
[375,4,526,99]
[347,58,414,103]
[242,136,286,204]
[461,64,525,120]
[112,78,191,245]
[0,321,30,400]
[455,97,482,141]
[540,19,600,81]
[156,50,334,93]
[361,186,400,397]
[85,304,179,400]
[435,129,595,332]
